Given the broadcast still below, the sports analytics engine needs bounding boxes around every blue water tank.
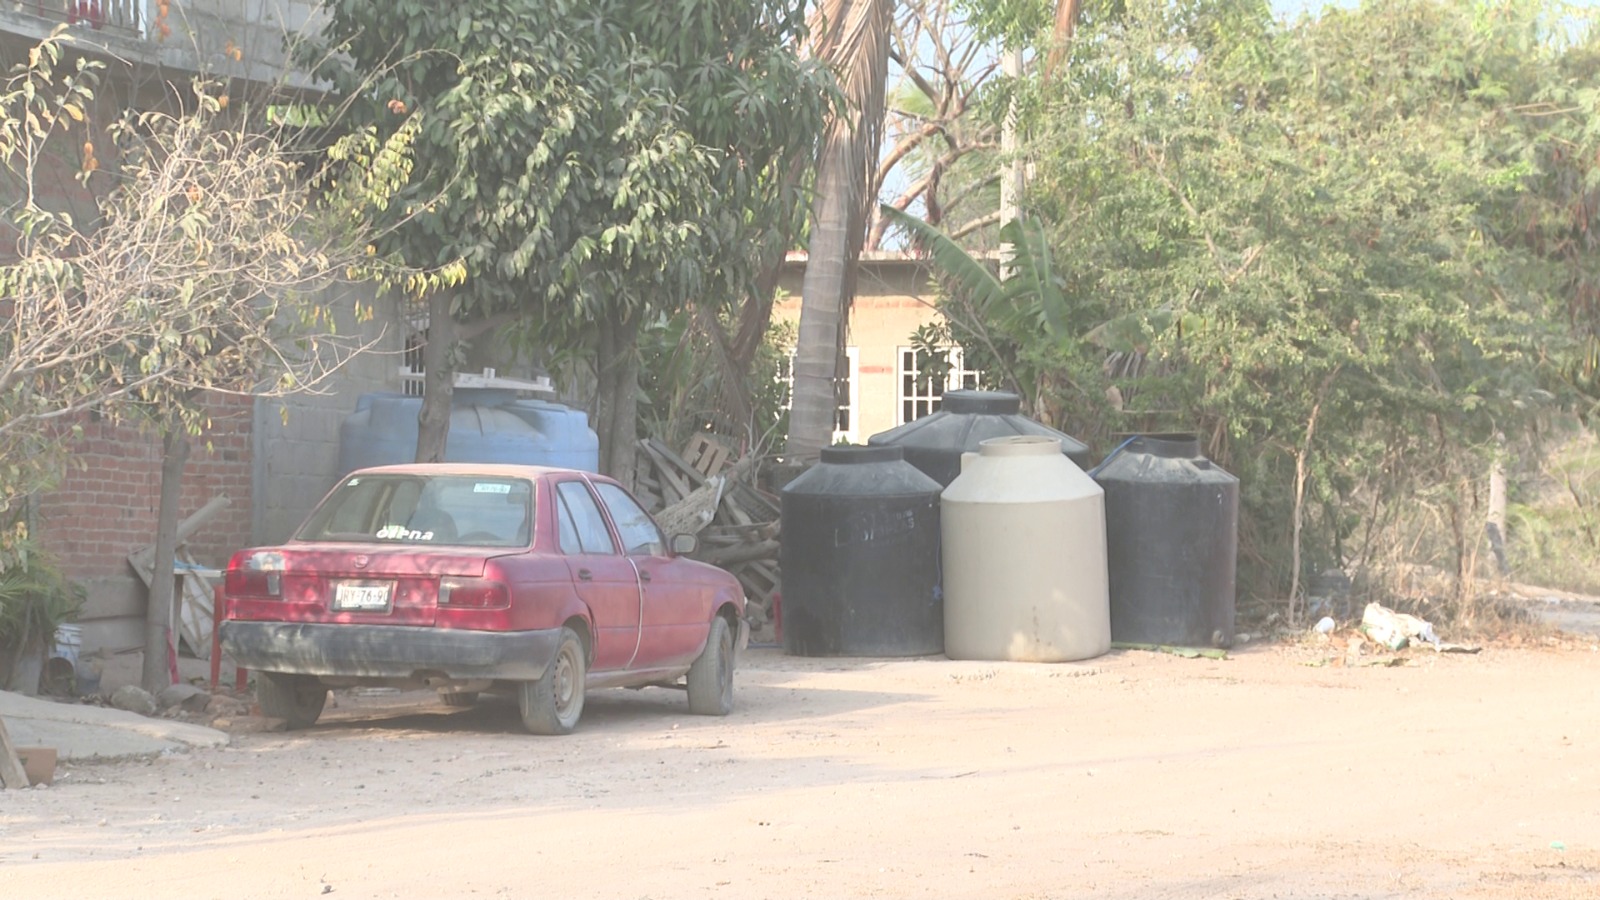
[337,390,600,476]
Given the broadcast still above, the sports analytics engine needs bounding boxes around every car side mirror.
[670,533,698,556]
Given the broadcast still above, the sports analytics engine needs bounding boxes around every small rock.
[1236,633,1253,644]
[206,694,250,716]
[157,683,211,713]
[110,685,158,716]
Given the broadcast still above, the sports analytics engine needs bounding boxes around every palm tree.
[785,0,895,461]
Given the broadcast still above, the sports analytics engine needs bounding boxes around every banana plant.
[880,203,1202,358]
[878,204,1073,343]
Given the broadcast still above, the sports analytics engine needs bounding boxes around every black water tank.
[1093,433,1238,647]
[867,390,1092,485]
[779,445,944,656]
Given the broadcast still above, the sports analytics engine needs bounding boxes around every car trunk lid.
[261,544,514,626]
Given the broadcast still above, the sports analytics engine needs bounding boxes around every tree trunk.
[595,311,641,487]
[786,160,851,461]
[415,291,457,463]
[142,420,190,694]
[1486,440,1509,577]
[999,46,1024,280]
[786,0,893,462]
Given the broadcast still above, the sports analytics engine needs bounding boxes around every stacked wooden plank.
[633,437,781,634]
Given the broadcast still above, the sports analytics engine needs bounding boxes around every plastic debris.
[1360,602,1440,651]
[1110,641,1228,660]
[1314,616,1336,634]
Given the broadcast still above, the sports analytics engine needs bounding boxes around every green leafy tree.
[942,0,1599,612]
[311,0,829,484]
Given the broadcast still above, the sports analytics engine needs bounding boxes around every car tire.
[438,691,478,708]
[519,627,586,735]
[256,671,327,730]
[687,615,735,716]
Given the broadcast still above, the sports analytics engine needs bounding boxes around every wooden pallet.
[632,436,783,621]
[683,433,733,478]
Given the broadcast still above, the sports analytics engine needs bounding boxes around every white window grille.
[897,345,980,425]
[781,347,859,444]
[401,315,427,397]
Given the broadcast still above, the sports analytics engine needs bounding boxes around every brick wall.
[33,392,255,578]
[27,393,254,653]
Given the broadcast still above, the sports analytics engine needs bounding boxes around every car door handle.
[577,569,593,581]
[639,571,652,583]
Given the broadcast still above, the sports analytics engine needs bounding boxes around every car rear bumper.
[220,621,562,681]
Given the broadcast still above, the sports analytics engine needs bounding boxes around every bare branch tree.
[867,0,1000,250]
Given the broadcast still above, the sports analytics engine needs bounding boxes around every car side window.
[594,483,665,557]
[556,481,617,555]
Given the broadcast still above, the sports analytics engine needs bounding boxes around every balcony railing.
[19,1,144,36]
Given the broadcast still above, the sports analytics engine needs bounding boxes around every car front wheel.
[256,671,327,730]
[687,615,735,716]
[519,627,586,735]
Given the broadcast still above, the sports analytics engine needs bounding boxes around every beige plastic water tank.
[941,435,1111,662]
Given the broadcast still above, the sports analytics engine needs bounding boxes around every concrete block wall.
[253,285,405,545]
[159,0,326,89]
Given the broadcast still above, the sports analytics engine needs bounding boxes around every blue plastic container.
[337,390,600,476]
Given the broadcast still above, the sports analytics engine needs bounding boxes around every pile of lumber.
[634,436,781,633]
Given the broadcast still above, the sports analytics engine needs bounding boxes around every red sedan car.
[219,464,747,735]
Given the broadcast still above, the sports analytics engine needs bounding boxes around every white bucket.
[50,623,83,670]
[46,623,85,695]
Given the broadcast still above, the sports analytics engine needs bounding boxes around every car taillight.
[439,578,510,609]
[226,550,283,598]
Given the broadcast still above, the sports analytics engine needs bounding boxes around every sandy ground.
[2,640,1598,900]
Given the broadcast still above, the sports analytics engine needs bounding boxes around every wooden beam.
[0,716,30,790]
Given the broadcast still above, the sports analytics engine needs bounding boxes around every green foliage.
[0,532,85,671]
[310,0,830,474]
[310,0,830,338]
[994,0,1600,604]
[879,202,1100,420]
[638,314,796,454]
[954,0,1129,50]
[1506,430,1600,593]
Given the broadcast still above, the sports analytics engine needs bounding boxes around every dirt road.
[2,642,1598,899]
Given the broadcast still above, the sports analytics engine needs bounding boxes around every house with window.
[775,251,979,445]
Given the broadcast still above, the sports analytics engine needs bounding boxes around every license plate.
[333,582,394,612]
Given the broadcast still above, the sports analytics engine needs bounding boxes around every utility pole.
[999,46,1024,282]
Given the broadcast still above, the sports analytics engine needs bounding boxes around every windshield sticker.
[377,524,435,541]
[346,478,360,487]
[474,483,512,494]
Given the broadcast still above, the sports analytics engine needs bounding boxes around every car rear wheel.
[256,671,327,730]
[438,690,478,708]
[519,627,586,735]
[687,615,734,716]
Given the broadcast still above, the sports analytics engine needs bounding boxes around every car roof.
[346,463,606,481]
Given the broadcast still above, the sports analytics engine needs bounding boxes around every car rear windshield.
[295,474,535,548]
